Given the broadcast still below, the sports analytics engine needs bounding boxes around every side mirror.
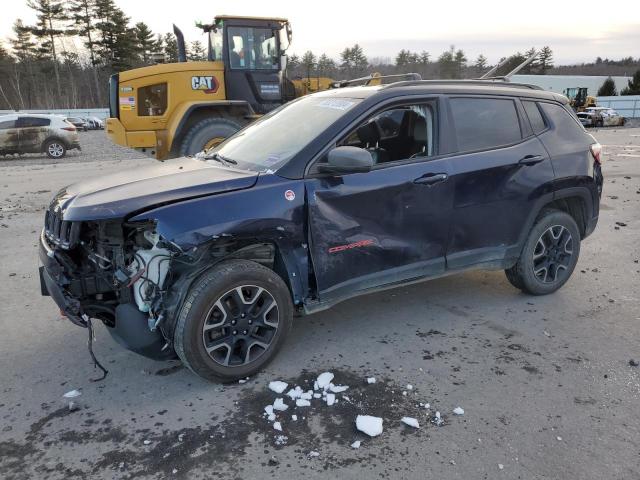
[318,146,373,175]
[280,54,288,71]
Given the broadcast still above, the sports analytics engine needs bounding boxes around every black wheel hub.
[201,285,279,367]
[532,225,574,284]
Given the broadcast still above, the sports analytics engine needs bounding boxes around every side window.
[328,103,437,169]
[522,101,547,134]
[0,119,17,129]
[538,102,586,140]
[138,83,168,116]
[17,117,50,128]
[450,97,522,152]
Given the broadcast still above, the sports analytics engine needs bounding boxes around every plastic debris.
[330,384,349,393]
[316,372,334,389]
[143,440,151,445]
[351,440,361,449]
[63,389,81,399]
[453,407,464,415]
[401,417,420,428]
[356,415,383,437]
[498,464,504,470]
[406,384,413,390]
[308,451,320,458]
[269,381,288,394]
[366,377,376,384]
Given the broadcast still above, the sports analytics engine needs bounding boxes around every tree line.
[1,1,639,110]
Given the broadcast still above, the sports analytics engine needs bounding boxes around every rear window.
[450,97,522,152]
[17,117,51,127]
[522,101,547,134]
[538,102,586,139]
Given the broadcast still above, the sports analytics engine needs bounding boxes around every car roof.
[312,80,567,104]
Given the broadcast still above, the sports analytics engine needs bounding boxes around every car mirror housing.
[318,146,374,175]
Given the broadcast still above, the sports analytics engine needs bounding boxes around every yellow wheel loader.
[564,87,597,112]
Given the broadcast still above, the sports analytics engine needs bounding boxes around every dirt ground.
[0,128,639,480]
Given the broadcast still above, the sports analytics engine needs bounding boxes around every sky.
[2,0,639,65]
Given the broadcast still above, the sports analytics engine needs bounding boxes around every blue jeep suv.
[39,80,603,381]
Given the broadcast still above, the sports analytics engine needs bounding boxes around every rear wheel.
[505,209,581,295]
[45,140,66,159]
[178,117,242,157]
[174,260,293,382]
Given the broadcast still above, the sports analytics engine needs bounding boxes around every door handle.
[518,154,544,166]
[413,173,448,186]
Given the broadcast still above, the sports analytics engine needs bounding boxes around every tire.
[174,259,293,382]
[178,117,242,157]
[505,209,581,295]
[45,140,66,159]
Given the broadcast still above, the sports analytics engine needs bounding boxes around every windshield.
[209,96,361,172]
[227,26,279,70]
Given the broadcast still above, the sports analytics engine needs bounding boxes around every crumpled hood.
[52,157,258,221]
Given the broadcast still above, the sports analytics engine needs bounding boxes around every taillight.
[590,143,602,164]
[62,126,76,131]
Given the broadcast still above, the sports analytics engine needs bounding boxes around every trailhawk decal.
[191,76,219,94]
[328,239,375,254]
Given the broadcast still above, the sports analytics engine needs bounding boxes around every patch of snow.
[498,464,504,470]
[291,414,298,421]
[366,377,376,384]
[402,391,407,396]
[351,440,361,449]
[172,468,178,474]
[264,405,274,416]
[556,436,562,441]
[308,451,320,458]
[453,407,464,415]
[143,440,151,445]
[406,384,413,390]
[313,393,322,399]
[330,384,349,393]
[424,403,430,409]
[268,413,276,422]
[356,415,383,437]
[269,381,288,394]
[275,434,288,445]
[313,381,319,390]
[238,377,249,384]
[178,433,185,442]
[273,421,282,431]
[296,398,311,407]
[401,417,420,428]
[316,372,334,389]
[300,390,313,400]
[63,389,81,399]
[326,393,336,406]
[286,386,303,400]
[273,398,288,411]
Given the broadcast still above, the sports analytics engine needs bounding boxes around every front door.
[17,116,50,153]
[305,102,454,302]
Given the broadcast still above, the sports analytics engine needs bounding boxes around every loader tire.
[178,117,242,157]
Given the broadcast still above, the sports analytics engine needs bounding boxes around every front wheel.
[45,140,66,159]
[174,260,293,382]
[178,117,242,157]
[505,209,581,295]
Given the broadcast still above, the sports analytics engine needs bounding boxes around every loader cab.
[209,16,290,114]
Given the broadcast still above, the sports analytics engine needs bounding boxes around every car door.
[17,117,50,153]
[445,96,555,269]
[0,117,19,153]
[305,100,454,303]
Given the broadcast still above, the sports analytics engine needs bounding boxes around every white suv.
[0,114,81,158]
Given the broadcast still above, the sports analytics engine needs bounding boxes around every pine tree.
[597,77,617,96]
[620,70,640,95]
[26,0,66,97]
[134,22,155,63]
[68,0,101,103]
[340,47,353,76]
[419,51,430,65]
[523,47,539,74]
[437,46,456,79]
[474,54,487,74]
[94,0,137,71]
[538,46,553,74]
[10,19,37,62]
[454,49,467,78]
[350,44,368,74]
[189,40,206,61]
[163,32,178,63]
[317,53,335,76]
[301,50,316,76]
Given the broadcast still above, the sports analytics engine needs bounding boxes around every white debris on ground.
[406,384,413,390]
[351,440,361,449]
[238,377,249,384]
[316,372,334,389]
[273,422,282,431]
[401,417,420,428]
[143,440,151,445]
[308,451,320,458]
[172,468,178,474]
[330,384,349,393]
[453,407,465,415]
[432,411,444,426]
[326,393,336,406]
[356,415,384,437]
[291,414,298,421]
[275,435,288,446]
[498,464,504,470]
[273,398,288,411]
[366,377,376,384]
[63,389,81,399]
[268,381,288,394]
[296,399,311,407]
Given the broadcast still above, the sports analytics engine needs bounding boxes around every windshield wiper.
[200,151,238,166]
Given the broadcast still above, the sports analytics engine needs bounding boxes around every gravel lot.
[0,128,639,479]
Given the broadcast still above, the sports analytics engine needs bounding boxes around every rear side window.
[450,98,521,152]
[537,102,586,140]
[522,101,547,134]
[0,119,16,129]
[17,117,51,127]
[138,83,168,116]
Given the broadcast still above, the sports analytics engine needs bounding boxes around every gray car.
[0,114,81,158]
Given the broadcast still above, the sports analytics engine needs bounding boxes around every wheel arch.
[40,135,69,152]
[168,101,255,155]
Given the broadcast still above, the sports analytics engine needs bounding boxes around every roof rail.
[333,72,421,88]
[382,79,543,90]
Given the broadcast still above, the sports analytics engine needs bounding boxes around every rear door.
[0,117,19,153]
[445,96,555,268]
[17,116,51,153]
[305,99,454,302]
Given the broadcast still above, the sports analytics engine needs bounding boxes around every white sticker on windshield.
[316,99,355,111]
